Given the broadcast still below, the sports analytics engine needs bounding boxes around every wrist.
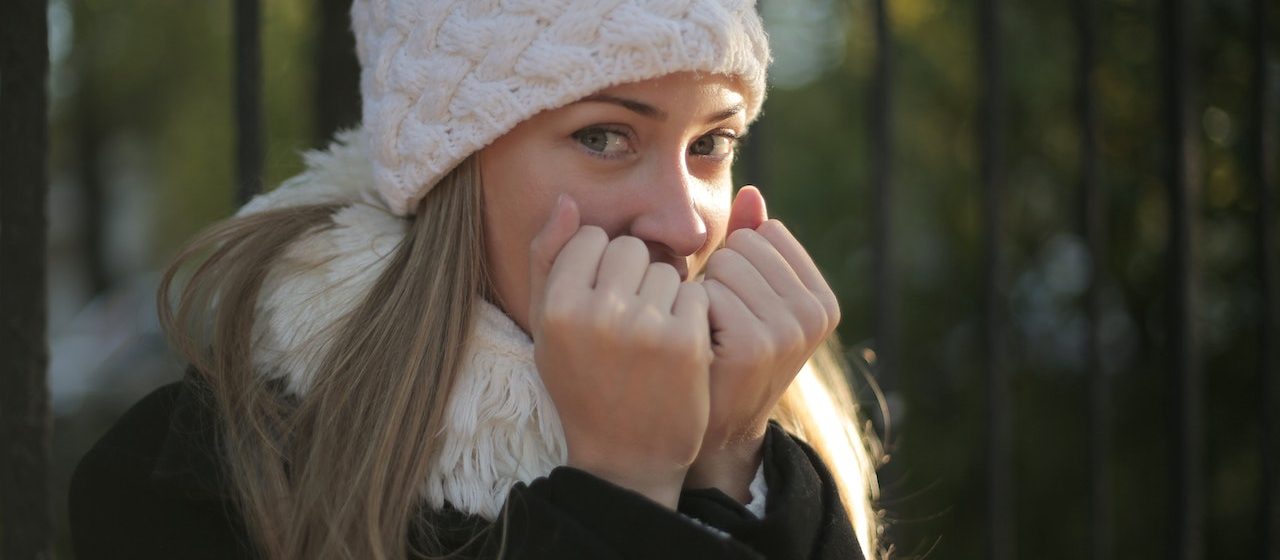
[684,433,765,504]
[567,458,687,510]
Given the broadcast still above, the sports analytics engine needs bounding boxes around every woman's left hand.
[684,186,841,500]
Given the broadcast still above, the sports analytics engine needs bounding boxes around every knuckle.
[579,225,609,246]
[646,261,679,283]
[758,219,784,234]
[726,227,756,249]
[529,236,554,263]
[757,219,788,241]
[593,290,628,316]
[706,248,739,272]
[603,236,648,271]
[608,234,646,255]
[678,282,709,310]
[819,292,841,328]
[786,321,811,354]
[773,314,805,344]
[541,299,577,330]
[670,328,710,361]
[744,324,773,355]
[630,314,665,345]
[792,294,826,328]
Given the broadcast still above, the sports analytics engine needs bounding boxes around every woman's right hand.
[528,194,713,510]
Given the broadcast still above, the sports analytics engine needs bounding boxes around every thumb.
[528,194,581,323]
[727,185,768,233]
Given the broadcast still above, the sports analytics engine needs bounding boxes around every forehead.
[591,71,747,108]
[495,71,749,140]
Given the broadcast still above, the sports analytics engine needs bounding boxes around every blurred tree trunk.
[0,0,53,558]
[316,0,360,144]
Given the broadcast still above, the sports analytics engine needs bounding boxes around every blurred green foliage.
[48,0,1277,558]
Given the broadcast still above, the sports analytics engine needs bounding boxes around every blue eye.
[690,132,737,159]
[573,127,631,157]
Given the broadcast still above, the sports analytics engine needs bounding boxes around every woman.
[70,1,885,558]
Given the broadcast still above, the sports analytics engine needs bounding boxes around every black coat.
[69,377,863,559]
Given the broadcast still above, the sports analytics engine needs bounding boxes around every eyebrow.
[575,94,745,125]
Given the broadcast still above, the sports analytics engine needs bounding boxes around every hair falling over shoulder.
[159,156,487,560]
[157,155,888,559]
[775,339,891,559]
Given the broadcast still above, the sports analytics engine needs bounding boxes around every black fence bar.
[1072,0,1110,558]
[1250,0,1278,555]
[0,0,53,558]
[315,0,360,144]
[235,0,264,205]
[1159,0,1203,557]
[77,56,110,296]
[870,0,896,397]
[977,0,1013,558]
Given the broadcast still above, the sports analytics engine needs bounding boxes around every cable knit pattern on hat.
[351,0,771,216]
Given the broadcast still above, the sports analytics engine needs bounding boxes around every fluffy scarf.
[236,129,566,520]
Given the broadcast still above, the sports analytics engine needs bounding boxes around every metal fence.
[1,0,1275,558]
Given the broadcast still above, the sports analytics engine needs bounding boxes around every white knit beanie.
[350,0,772,216]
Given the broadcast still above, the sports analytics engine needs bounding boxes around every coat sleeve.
[676,422,865,560]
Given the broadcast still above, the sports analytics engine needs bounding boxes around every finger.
[703,248,778,321]
[703,278,755,335]
[637,262,681,312]
[724,228,809,301]
[595,236,649,295]
[756,219,840,327]
[547,226,610,296]
[755,219,832,295]
[529,195,581,317]
[726,185,768,234]
[672,281,709,323]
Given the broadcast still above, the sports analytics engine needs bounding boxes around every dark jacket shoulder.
[70,379,862,559]
[69,379,257,559]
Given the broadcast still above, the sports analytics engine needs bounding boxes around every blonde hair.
[158,154,886,559]
[776,341,888,559]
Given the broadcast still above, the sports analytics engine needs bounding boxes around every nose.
[627,156,710,262]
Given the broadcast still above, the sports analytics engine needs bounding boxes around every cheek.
[479,146,562,328]
[480,192,532,325]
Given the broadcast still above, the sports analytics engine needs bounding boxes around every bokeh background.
[34,0,1278,558]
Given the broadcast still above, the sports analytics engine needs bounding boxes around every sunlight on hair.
[794,361,881,560]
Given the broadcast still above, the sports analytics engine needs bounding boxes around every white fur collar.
[237,129,567,520]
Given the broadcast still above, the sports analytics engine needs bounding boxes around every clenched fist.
[528,194,713,509]
[687,186,841,500]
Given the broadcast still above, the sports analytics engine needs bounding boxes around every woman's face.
[479,71,748,332]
